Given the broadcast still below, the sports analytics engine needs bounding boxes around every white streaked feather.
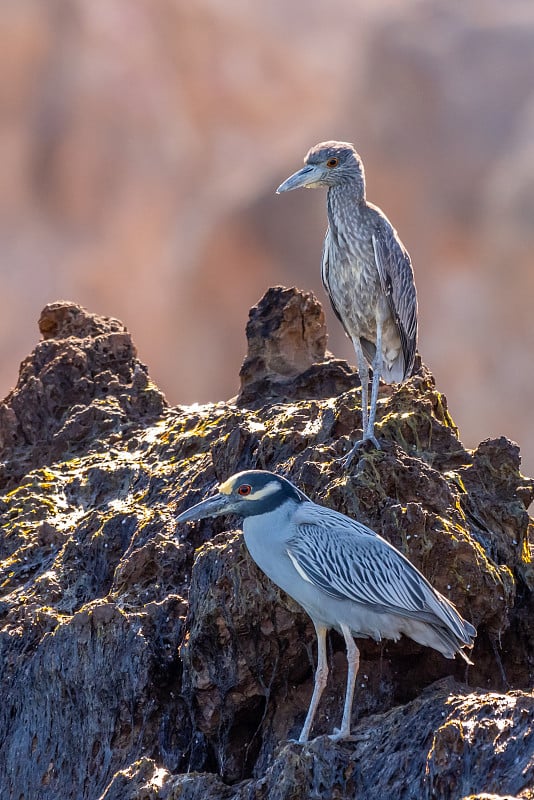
[287,550,315,584]
[288,501,473,644]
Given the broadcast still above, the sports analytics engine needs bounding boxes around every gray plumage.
[176,470,475,743]
[277,142,418,463]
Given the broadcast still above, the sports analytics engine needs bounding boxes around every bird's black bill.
[176,492,230,523]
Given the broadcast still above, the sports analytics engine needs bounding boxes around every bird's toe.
[338,435,381,469]
[328,727,351,742]
[337,441,363,469]
[366,434,381,450]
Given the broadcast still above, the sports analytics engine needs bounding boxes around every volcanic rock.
[0,290,532,800]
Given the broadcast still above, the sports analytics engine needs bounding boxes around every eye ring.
[326,157,339,168]
[237,484,252,496]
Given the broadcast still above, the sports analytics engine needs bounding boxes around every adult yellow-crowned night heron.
[176,470,475,743]
[277,142,418,465]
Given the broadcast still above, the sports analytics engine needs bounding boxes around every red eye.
[237,484,252,496]
[326,157,339,168]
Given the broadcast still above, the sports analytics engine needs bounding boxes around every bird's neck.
[243,498,298,537]
[328,180,365,205]
[327,182,366,231]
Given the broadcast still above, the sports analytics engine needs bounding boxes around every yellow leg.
[329,623,359,741]
[298,623,328,743]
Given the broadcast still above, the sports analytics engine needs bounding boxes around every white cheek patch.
[249,481,282,502]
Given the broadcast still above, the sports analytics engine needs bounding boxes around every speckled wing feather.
[372,220,418,380]
[287,503,473,642]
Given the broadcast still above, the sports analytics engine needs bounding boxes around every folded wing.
[287,504,475,646]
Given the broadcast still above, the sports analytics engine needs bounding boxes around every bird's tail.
[430,591,477,664]
[433,623,476,665]
[382,354,408,385]
[362,337,409,384]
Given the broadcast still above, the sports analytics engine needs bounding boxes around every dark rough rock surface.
[237,285,359,406]
[0,289,533,800]
[0,301,166,491]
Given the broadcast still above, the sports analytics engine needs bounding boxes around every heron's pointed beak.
[176,492,232,524]
[276,164,324,193]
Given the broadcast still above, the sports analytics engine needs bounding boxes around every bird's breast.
[325,233,382,338]
[324,207,403,367]
[243,513,324,610]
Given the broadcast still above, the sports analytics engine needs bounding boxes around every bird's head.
[276,141,365,194]
[176,470,309,523]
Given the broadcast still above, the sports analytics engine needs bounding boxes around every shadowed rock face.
[0,291,532,800]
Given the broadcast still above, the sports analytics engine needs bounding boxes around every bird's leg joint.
[315,662,329,691]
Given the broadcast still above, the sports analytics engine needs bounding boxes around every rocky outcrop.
[99,680,534,800]
[0,301,166,490]
[0,291,532,800]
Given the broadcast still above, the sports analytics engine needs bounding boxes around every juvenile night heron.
[277,142,418,465]
[176,470,476,743]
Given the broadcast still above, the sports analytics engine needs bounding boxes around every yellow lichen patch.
[375,407,423,451]
[444,471,468,496]
[521,521,533,565]
[432,391,458,431]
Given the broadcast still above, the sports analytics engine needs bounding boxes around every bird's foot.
[328,726,351,742]
[338,434,381,469]
[286,730,311,745]
[365,433,380,450]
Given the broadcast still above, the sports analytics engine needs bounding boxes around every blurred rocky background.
[2,0,534,476]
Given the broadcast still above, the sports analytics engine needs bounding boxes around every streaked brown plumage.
[277,142,418,464]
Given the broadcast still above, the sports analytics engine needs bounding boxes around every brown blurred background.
[2,0,534,476]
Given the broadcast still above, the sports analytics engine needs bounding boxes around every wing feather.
[287,504,468,640]
[321,228,352,339]
[372,221,418,380]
